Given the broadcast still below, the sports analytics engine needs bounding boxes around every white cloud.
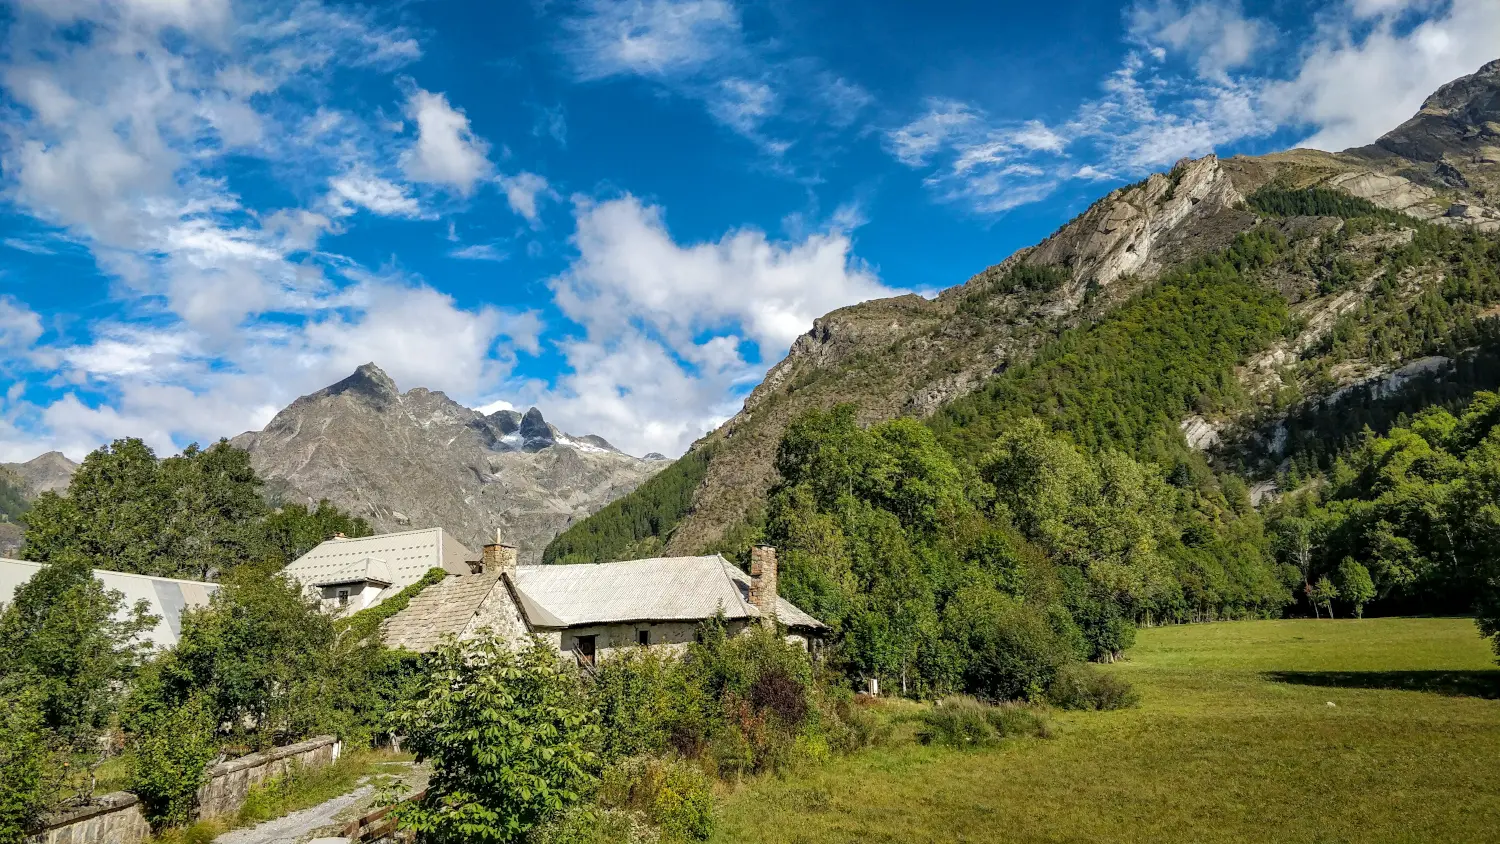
[537,195,893,456]
[0,0,536,460]
[499,172,556,225]
[3,236,56,255]
[1130,0,1273,78]
[555,0,868,166]
[400,88,493,196]
[0,297,44,364]
[889,0,1495,213]
[450,243,509,262]
[327,170,423,218]
[709,78,778,135]
[561,0,742,81]
[1264,0,1500,151]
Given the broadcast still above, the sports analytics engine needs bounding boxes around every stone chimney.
[482,529,518,580]
[748,545,778,626]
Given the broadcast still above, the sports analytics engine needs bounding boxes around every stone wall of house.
[548,620,757,663]
[460,575,531,645]
[28,793,151,844]
[195,735,341,819]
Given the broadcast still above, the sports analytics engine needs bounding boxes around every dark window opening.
[336,588,350,607]
[637,628,650,646]
[576,635,597,667]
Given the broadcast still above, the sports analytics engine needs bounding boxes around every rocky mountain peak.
[308,362,401,408]
[232,366,662,563]
[2,450,79,497]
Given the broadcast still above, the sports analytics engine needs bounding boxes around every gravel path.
[212,786,373,844]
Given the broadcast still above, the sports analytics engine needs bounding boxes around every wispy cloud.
[450,243,509,262]
[0,0,532,459]
[888,0,1497,214]
[499,172,557,226]
[3,237,56,255]
[555,0,872,167]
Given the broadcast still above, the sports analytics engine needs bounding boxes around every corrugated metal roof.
[306,556,393,588]
[514,555,824,630]
[0,557,218,649]
[282,527,473,599]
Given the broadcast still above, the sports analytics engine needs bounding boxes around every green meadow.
[713,618,1500,844]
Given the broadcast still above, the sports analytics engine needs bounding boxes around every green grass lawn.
[712,618,1500,844]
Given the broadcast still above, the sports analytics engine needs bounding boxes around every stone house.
[378,540,824,665]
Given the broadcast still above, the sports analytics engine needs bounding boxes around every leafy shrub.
[600,757,715,843]
[0,687,57,844]
[526,805,657,844]
[127,694,217,828]
[915,696,1050,749]
[1047,663,1140,711]
[944,592,1075,702]
[392,637,599,844]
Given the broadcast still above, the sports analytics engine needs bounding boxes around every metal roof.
[0,558,218,649]
[307,556,393,588]
[514,555,825,630]
[282,527,473,599]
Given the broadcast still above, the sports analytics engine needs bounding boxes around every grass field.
[712,618,1500,844]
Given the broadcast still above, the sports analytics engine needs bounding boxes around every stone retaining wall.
[196,735,341,819]
[28,792,151,844]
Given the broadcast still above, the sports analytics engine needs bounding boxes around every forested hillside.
[549,60,1500,567]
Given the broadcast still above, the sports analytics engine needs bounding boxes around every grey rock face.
[232,364,663,564]
[2,451,79,497]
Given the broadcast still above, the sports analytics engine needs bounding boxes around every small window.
[575,635,597,667]
[637,628,650,646]
[336,588,350,607]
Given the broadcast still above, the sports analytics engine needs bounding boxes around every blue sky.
[0,0,1496,460]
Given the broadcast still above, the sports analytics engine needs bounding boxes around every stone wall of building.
[195,735,341,819]
[28,793,151,844]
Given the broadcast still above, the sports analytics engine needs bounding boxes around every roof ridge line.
[714,554,758,618]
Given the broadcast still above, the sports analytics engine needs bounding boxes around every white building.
[0,557,218,649]
[279,526,473,613]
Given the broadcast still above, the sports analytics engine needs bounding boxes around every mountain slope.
[547,58,1500,564]
[232,364,665,564]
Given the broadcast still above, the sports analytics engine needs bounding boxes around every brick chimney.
[748,545,778,626]
[482,529,518,580]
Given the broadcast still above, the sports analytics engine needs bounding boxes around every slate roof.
[381,568,504,653]
[515,555,825,630]
[0,558,217,649]
[376,554,826,653]
[282,527,473,600]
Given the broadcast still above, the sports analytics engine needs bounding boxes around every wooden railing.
[341,789,426,843]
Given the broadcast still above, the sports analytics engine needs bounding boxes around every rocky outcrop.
[2,451,78,497]
[1027,155,1253,292]
[233,364,661,565]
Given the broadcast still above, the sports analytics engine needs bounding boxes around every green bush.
[1047,663,1140,711]
[915,696,1050,749]
[600,757,715,843]
[392,637,599,844]
[127,694,217,828]
[0,687,57,844]
[525,805,657,844]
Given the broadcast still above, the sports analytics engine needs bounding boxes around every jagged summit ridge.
[232,365,662,564]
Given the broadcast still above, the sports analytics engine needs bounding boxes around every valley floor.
[712,618,1500,844]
